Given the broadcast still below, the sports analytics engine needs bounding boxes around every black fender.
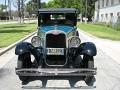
[79,42,97,56]
[31,47,43,60]
[15,42,34,55]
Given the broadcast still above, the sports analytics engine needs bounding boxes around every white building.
[94,0,120,24]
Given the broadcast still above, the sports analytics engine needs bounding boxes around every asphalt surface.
[0,30,120,90]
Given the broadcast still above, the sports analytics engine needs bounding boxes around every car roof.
[38,8,77,13]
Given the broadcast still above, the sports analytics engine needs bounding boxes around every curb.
[78,28,99,39]
[0,31,37,56]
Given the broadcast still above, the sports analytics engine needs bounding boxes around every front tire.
[74,55,83,68]
[17,52,32,82]
[83,54,95,86]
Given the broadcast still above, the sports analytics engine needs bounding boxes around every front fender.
[15,42,33,55]
[80,42,97,56]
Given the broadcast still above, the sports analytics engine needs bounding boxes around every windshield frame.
[38,13,77,26]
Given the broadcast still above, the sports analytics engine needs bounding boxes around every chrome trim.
[46,48,64,55]
[45,31,67,67]
[16,68,97,76]
[38,27,77,67]
[67,36,81,48]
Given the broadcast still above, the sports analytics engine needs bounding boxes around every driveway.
[0,29,120,90]
[78,29,120,64]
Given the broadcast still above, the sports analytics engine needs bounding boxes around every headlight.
[31,36,42,47]
[69,36,81,48]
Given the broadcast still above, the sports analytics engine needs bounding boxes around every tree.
[26,0,38,15]
[46,0,97,21]
[26,0,46,16]
[0,4,7,11]
[82,0,97,21]
[0,4,7,20]
[12,0,27,23]
[8,0,12,20]
[46,0,81,12]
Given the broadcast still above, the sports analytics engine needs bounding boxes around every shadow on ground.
[0,30,30,33]
[0,25,26,29]
[0,68,12,78]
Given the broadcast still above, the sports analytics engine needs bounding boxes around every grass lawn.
[0,23,37,48]
[77,23,120,40]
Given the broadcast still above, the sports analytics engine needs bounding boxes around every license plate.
[46,48,64,55]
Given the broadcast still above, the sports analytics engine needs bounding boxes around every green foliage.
[93,22,113,28]
[114,16,120,31]
[26,0,38,14]
[25,0,97,21]
[46,0,82,13]
[0,4,7,18]
[0,4,7,11]
[45,0,97,21]
[85,0,97,21]
[26,0,46,15]
[77,23,120,40]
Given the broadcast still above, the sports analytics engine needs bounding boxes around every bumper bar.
[22,86,96,89]
[16,68,97,76]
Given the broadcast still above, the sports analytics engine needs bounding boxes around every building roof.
[38,8,77,13]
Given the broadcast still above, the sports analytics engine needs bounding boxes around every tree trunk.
[21,0,24,23]
[18,0,22,23]
[88,16,92,22]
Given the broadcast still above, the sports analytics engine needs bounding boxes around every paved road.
[0,31,120,90]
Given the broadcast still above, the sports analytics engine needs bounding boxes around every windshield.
[39,13,76,26]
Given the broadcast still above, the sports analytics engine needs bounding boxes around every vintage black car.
[15,8,97,88]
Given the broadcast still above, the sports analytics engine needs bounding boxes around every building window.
[106,0,109,6]
[110,13,113,23]
[101,14,104,22]
[105,14,108,23]
[101,14,103,17]
[110,13,113,17]
[102,0,104,7]
[111,0,114,5]
[117,12,120,16]
[106,14,108,19]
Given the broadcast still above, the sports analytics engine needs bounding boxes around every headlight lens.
[69,37,81,48]
[31,36,42,47]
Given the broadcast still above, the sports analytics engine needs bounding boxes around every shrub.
[114,16,120,31]
[92,22,113,28]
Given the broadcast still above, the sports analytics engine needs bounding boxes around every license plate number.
[46,48,64,55]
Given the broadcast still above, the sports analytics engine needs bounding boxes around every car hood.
[40,26,75,33]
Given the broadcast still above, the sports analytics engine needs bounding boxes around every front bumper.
[15,68,97,76]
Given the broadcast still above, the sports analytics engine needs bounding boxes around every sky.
[0,0,50,10]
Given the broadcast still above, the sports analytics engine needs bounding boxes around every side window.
[66,14,77,26]
[50,15,65,20]
[41,14,50,24]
